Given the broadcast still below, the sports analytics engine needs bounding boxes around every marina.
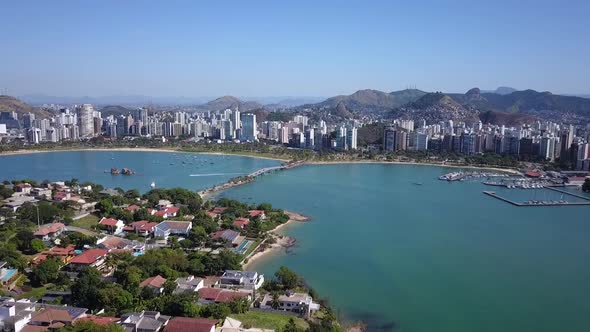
[483,190,590,206]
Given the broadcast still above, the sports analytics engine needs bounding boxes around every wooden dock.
[483,190,590,207]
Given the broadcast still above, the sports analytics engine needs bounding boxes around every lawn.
[231,311,308,331]
[71,214,99,230]
[243,239,262,257]
[17,286,48,300]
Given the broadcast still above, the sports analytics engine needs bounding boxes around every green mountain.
[311,89,426,112]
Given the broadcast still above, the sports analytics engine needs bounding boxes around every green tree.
[583,179,590,193]
[31,257,61,286]
[163,280,177,295]
[97,283,134,316]
[30,239,45,253]
[61,321,125,332]
[275,266,300,290]
[71,267,102,310]
[283,318,304,332]
[97,199,114,216]
[0,185,14,199]
[14,230,35,252]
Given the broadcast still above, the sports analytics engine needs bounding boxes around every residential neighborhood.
[0,179,332,332]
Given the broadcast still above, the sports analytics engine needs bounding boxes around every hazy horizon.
[2,1,589,97]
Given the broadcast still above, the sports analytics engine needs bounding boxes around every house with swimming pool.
[0,262,19,288]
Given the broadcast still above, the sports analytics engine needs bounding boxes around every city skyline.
[2,1,590,97]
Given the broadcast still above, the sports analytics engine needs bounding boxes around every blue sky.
[1,0,589,98]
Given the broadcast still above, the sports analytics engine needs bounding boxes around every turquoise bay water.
[0,151,281,192]
[221,164,590,332]
[2,151,589,331]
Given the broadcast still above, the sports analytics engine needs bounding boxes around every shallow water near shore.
[221,164,590,332]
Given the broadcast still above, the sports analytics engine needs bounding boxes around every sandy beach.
[242,211,310,270]
[0,147,289,161]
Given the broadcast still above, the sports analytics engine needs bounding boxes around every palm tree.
[271,292,281,310]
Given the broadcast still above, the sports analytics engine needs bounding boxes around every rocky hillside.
[0,95,53,118]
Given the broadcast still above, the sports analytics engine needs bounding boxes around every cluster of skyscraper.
[383,119,590,170]
[1,104,100,143]
[3,106,360,152]
[259,115,358,151]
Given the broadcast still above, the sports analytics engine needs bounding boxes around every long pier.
[545,187,590,201]
[483,190,590,207]
[198,161,305,198]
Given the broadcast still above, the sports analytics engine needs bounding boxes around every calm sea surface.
[220,164,590,332]
[2,152,589,331]
[0,150,281,192]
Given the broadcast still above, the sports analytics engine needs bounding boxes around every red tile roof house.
[140,275,167,294]
[33,223,66,241]
[232,218,250,229]
[248,210,266,220]
[26,306,87,330]
[151,207,180,219]
[197,288,251,305]
[98,217,125,235]
[123,220,159,237]
[77,315,120,326]
[164,317,217,332]
[67,249,108,272]
[124,204,141,212]
[14,183,33,194]
[32,245,77,265]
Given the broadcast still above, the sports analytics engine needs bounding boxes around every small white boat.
[150,181,156,189]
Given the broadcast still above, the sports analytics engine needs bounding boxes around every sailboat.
[150,181,156,189]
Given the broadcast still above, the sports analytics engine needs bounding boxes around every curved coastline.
[0,147,290,162]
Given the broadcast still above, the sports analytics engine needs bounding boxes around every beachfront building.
[260,292,320,318]
[216,270,264,290]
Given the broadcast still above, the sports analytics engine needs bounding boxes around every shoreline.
[242,211,310,270]
[0,147,289,162]
[305,160,521,175]
[0,147,521,174]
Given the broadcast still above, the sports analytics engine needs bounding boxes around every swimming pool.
[0,269,18,283]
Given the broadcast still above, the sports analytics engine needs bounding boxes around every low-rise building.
[174,276,204,294]
[140,275,167,294]
[120,311,171,332]
[98,218,125,235]
[260,293,320,318]
[154,221,192,240]
[217,270,264,290]
[123,220,158,237]
[164,317,217,332]
[0,297,35,332]
[68,249,108,272]
[197,288,251,305]
[33,223,66,241]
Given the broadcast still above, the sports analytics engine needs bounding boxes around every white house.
[154,221,192,240]
[0,298,36,332]
[217,270,264,290]
[260,292,320,318]
[174,276,204,294]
